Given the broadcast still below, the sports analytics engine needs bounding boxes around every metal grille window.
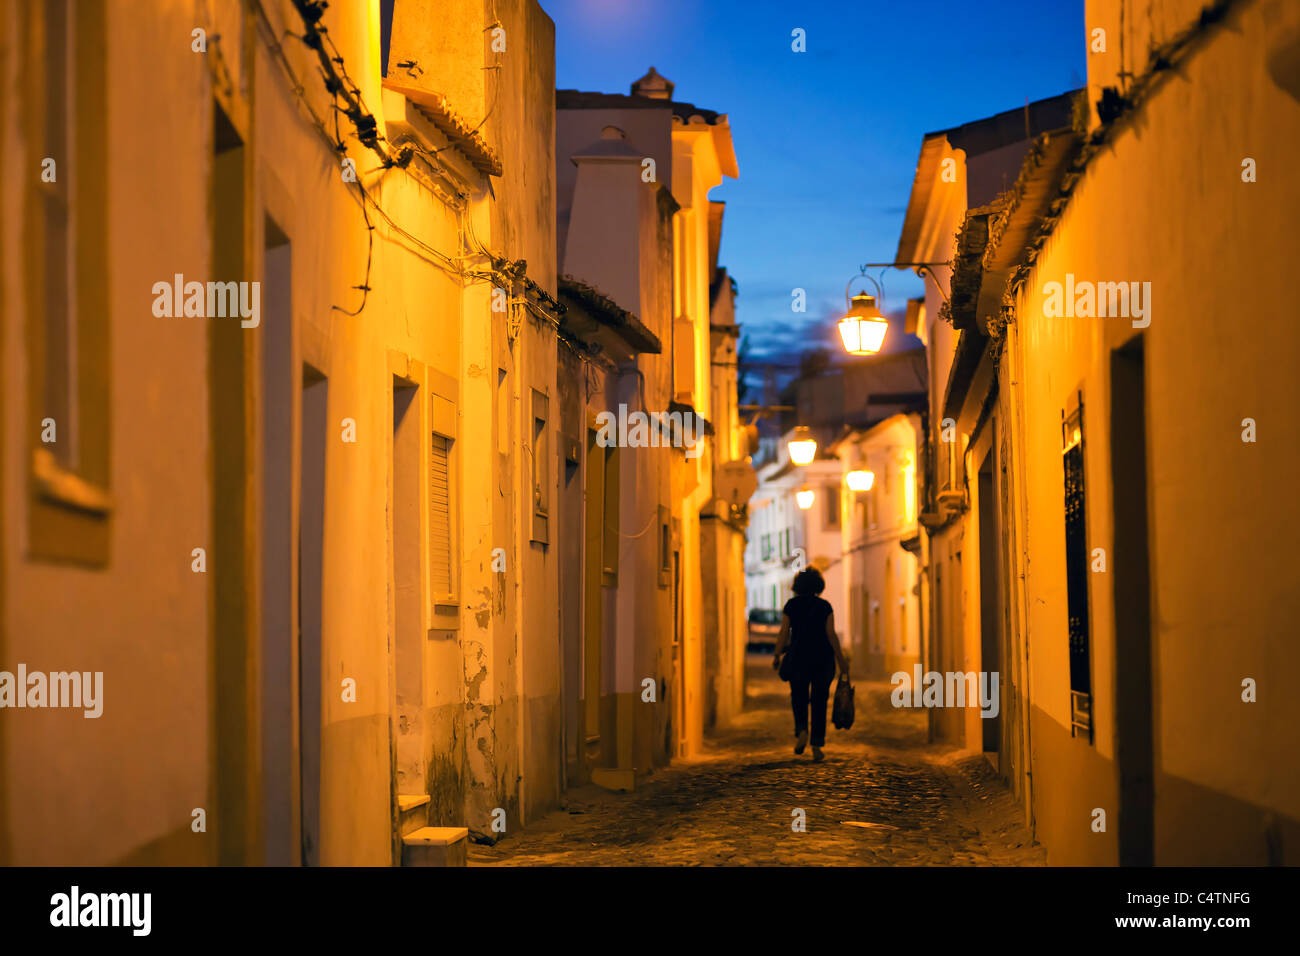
[1062,394,1093,741]
[430,433,453,597]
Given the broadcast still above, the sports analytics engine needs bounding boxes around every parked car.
[747,608,783,652]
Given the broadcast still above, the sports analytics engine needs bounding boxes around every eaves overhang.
[975,128,1082,335]
[383,82,503,176]
[558,276,662,361]
[896,133,949,264]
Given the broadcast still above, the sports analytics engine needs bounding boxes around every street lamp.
[787,426,817,465]
[837,269,890,356]
[846,469,874,492]
[838,290,889,355]
[796,487,815,510]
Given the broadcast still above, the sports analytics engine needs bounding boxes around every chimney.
[631,66,674,100]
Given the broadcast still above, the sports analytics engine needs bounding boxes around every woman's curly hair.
[792,567,826,596]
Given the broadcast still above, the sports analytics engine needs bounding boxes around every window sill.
[32,447,112,515]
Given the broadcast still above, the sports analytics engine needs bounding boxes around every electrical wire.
[250,0,561,321]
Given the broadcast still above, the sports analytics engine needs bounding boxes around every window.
[884,555,893,649]
[658,505,671,588]
[899,598,908,652]
[429,384,457,611]
[602,445,620,585]
[860,589,870,649]
[824,485,840,529]
[530,389,549,545]
[379,0,396,77]
[429,433,453,595]
[937,429,966,493]
[27,0,112,565]
[1062,393,1093,741]
[902,456,916,523]
[40,0,74,468]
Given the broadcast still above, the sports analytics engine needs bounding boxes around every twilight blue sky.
[540,0,1085,361]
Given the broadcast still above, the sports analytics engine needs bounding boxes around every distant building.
[557,66,745,768]
[831,414,923,681]
[745,350,926,669]
[0,3,750,865]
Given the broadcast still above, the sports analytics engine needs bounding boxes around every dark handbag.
[832,675,855,730]
[778,650,795,682]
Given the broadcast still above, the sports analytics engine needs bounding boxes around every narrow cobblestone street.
[473,656,1046,865]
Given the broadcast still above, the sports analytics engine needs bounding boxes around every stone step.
[397,794,430,837]
[402,826,468,867]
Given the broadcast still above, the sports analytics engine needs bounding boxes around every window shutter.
[430,433,452,596]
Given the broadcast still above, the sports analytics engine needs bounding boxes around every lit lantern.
[837,292,889,355]
[796,488,815,510]
[846,469,874,492]
[787,426,817,465]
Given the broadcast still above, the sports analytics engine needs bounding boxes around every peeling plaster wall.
[252,0,469,865]
[460,0,561,833]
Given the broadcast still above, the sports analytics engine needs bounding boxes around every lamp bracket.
[855,261,952,305]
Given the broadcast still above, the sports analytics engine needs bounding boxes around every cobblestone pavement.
[471,656,1045,866]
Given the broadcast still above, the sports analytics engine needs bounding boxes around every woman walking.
[772,568,849,761]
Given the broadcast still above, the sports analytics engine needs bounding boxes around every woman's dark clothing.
[783,595,837,746]
[791,669,834,747]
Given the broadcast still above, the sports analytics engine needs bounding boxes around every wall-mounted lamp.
[787,426,817,465]
[796,487,815,510]
[846,469,875,492]
[838,290,889,356]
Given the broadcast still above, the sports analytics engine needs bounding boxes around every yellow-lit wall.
[838,416,922,681]
[0,0,567,865]
[1,0,214,865]
[1013,0,1300,864]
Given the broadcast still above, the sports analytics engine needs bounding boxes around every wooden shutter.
[430,433,452,597]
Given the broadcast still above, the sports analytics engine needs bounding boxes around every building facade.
[899,0,1300,865]
[832,414,923,681]
[0,1,749,866]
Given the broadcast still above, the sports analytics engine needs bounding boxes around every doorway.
[1111,336,1154,865]
[390,379,423,804]
[977,436,1002,760]
[581,427,604,775]
[260,217,294,865]
[299,367,326,866]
